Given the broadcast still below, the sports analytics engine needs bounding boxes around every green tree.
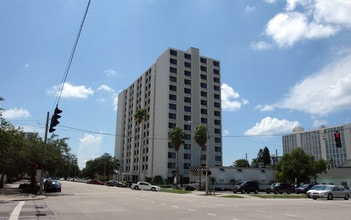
[133,108,149,181]
[275,148,326,184]
[233,159,250,167]
[168,127,185,186]
[194,125,208,190]
[82,153,115,181]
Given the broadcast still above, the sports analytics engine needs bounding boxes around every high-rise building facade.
[282,124,351,167]
[115,47,222,182]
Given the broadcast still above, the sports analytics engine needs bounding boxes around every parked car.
[295,183,315,194]
[233,181,260,194]
[131,181,161,191]
[44,179,61,192]
[87,179,104,185]
[307,185,350,200]
[265,182,293,194]
[105,180,126,187]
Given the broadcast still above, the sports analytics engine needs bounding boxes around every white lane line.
[9,201,25,220]
[208,213,216,216]
[284,213,297,217]
[187,208,196,212]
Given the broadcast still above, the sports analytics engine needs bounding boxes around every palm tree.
[133,108,149,181]
[168,127,185,187]
[194,125,208,191]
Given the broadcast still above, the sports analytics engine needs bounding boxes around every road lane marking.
[9,201,25,220]
[208,213,216,216]
[284,213,297,217]
[187,208,196,212]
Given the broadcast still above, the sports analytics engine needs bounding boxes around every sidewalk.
[0,181,44,201]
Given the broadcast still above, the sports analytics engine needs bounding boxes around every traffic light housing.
[35,162,41,169]
[334,131,342,148]
[49,106,62,133]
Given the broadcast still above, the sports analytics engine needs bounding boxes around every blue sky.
[1,0,351,169]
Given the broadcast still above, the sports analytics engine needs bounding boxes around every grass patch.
[251,194,308,199]
[161,188,192,194]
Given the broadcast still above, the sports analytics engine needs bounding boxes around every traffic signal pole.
[39,111,49,195]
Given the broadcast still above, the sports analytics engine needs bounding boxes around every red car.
[87,179,104,185]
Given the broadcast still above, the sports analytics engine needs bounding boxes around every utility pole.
[205,129,209,195]
[39,112,49,195]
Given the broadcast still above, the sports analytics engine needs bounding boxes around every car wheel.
[241,189,245,194]
[344,194,349,200]
[313,197,317,200]
[151,187,156,191]
[327,193,333,200]
[134,186,139,190]
[254,189,259,194]
[274,190,278,194]
[287,189,291,194]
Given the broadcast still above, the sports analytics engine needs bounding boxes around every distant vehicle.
[233,181,259,194]
[307,185,350,200]
[131,181,161,191]
[105,180,126,187]
[87,179,104,185]
[295,184,315,194]
[44,180,61,192]
[265,182,293,194]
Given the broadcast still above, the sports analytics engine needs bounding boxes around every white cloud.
[98,84,114,93]
[77,133,103,169]
[264,0,350,47]
[245,6,255,12]
[251,41,272,50]
[97,84,119,111]
[313,120,327,128]
[47,82,94,99]
[104,68,122,77]
[263,0,276,4]
[255,104,274,112]
[274,51,351,115]
[245,116,300,136]
[221,83,248,112]
[2,108,30,119]
[24,63,30,68]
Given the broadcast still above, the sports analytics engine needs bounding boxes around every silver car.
[307,185,350,200]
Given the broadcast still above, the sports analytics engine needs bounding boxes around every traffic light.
[49,106,62,133]
[35,162,41,169]
[334,131,342,148]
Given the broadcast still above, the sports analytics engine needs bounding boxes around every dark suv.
[265,182,293,194]
[233,181,260,194]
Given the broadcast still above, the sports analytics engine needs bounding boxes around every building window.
[168,123,176,129]
[213,61,219,67]
[215,156,222,162]
[184,79,191,85]
[170,67,177,73]
[200,66,207,72]
[168,163,175,169]
[168,152,176,159]
[201,118,207,124]
[215,128,221,134]
[214,94,220,99]
[169,94,177,101]
[184,134,191,140]
[170,58,177,65]
[200,57,207,64]
[184,97,191,103]
[201,91,207,97]
[214,85,220,91]
[214,102,220,108]
[201,109,207,115]
[170,49,177,56]
[215,119,221,125]
[201,100,207,106]
[184,153,191,160]
[184,163,191,169]
[214,77,220,83]
[213,69,219,75]
[215,137,221,143]
[215,146,221,152]
[200,82,207,88]
[184,115,191,121]
[184,143,191,150]
[184,62,191,68]
[184,70,191,77]
[169,85,177,91]
[184,124,191,131]
[200,74,207,80]
[169,113,176,119]
[184,88,191,94]
[214,111,220,116]
[184,53,191,60]
[169,103,176,110]
[170,76,177,82]
[184,106,191,112]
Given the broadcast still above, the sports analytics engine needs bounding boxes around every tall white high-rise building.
[282,124,351,167]
[115,47,222,183]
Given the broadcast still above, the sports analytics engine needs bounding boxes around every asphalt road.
[1,181,351,220]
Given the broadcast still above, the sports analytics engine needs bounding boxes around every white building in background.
[282,124,351,167]
[115,47,222,183]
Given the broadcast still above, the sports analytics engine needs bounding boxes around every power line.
[54,0,92,107]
